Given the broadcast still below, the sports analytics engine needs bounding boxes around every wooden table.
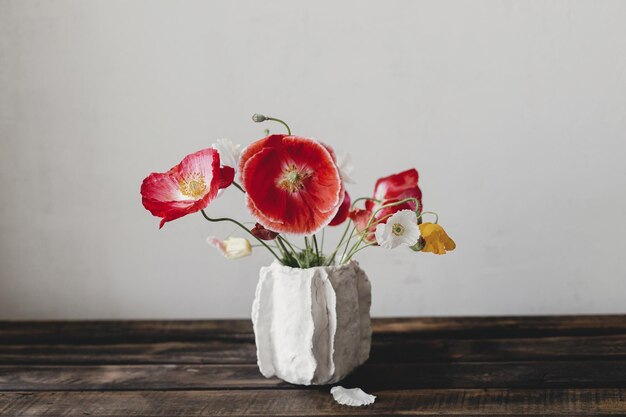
[0,316,625,416]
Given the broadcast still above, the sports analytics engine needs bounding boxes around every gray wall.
[1,0,625,319]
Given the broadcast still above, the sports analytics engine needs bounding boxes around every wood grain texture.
[1,361,626,391]
[2,334,625,365]
[1,316,625,416]
[1,389,625,416]
[2,315,625,344]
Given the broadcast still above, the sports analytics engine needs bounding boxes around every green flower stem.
[350,197,381,210]
[312,235,320,260]
[279,235,300,253]
[200,210,282,261]
[276,235,301,267]
[324,195,380,265]
[338,226,357,264]
[265,117,292,135]
[420,211,439,224]
[251,244,280,249]
[345,242,376,258]
[304,236,312,267]
[272,237,288,259]
[325,219,354,266]
[232,181,245,193]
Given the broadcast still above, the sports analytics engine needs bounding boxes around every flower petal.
[212,138,241,170]
[218,166,235,189]
[222,237,252,259]
[349,207,376,242]
[329,191,351,226]
[330,386,376,407]
[141,171,186,205]
[336,151,355,184]
[178,148,221,190]
[242,147,289,224]
[206,236,227,256]
[238,134,286,183]
[140,148,221,228]
[373,169,419,201]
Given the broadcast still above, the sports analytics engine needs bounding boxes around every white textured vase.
[251,260,372,385]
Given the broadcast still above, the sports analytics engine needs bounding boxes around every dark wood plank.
[344,361,626,390]
[372,315,626,338]
[0,341,255,365]
[0,364,286,390]
[0,321,254,345]
[1,334,625,365]
[370,333,626,363]
[2,315,625,344]
[1,361,625,391]
[1,389,625,416]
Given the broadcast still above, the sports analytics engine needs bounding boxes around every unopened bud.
[252,113,267,123]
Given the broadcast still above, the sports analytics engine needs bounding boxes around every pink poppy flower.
[141,148,232,228]
[239,134,344,235]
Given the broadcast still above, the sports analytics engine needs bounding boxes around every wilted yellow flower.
[418,223,456,255]
[207,236,252,259]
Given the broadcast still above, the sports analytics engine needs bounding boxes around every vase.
[251,260,372,385]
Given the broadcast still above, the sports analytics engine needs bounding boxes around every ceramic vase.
[251,260,372,385]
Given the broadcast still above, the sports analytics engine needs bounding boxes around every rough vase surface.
[251,260,372,385]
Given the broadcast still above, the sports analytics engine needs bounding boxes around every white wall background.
[1,0,625,319]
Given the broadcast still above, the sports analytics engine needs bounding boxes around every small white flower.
[336,151,355,184]
[211,138,242,170]
[330,386,376,407]
[374,209,420,249]
[207,236,252,259]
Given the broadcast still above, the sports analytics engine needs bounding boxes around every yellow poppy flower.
[418,223,456,255]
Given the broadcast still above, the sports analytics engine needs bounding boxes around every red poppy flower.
[239,135,344,235]
[329,191,351,226]
[349,169,422,241]
[141,148,231,228]
[366,168,422,213]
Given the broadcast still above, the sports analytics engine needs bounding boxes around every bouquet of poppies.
[141,114,455,267]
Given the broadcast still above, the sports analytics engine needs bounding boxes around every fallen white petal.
[330,386,376,406]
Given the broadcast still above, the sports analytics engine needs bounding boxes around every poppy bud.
[252,113,267,123]
[251,223,279,240]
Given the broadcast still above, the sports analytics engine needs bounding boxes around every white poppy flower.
[336,151,355,184]
[330,386,376,406]
[211,138,242,170]
[374,209,420,249]
[207,236,252,259]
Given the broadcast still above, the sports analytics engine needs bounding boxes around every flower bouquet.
[141,114,455,385]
